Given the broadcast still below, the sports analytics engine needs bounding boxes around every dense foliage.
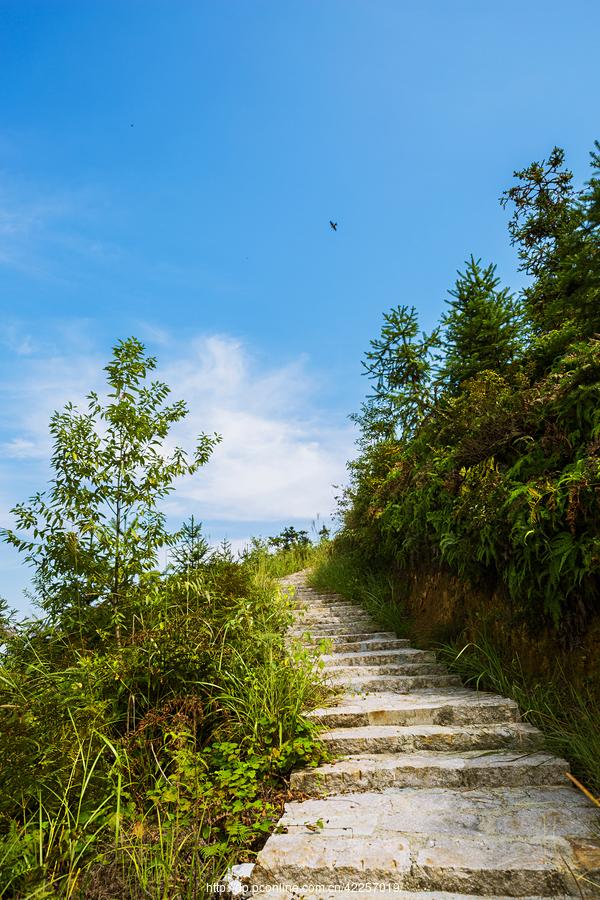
[338,142,600,635]
[0,343,328,898]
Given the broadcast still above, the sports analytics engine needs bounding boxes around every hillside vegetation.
[312,143,600,793]
[0,340,328,898]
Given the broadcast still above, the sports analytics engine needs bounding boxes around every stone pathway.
[252,572,600,899]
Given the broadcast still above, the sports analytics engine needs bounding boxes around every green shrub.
[0,565,329,898]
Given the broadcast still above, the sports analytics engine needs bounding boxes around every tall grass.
[437,635,600,797]
[0,736,230,899]
[309,548,409,636]
[212,640,329,750]
[0,733,123,898]
[0,562,329,898]
[247,542,327,580]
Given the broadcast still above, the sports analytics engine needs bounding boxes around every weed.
[437,634,600,796]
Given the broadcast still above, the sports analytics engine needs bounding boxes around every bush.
[0,560,329,898]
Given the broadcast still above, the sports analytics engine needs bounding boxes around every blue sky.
[1,1,599,612]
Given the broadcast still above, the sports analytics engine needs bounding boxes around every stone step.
[326,673,463,693]
[293,612,375,624]
[320,648,437,667]
[322,662,451,677]
[290,630,398,644]
[289,624,388,638]
[309,690,521,727]
[255,892,573,900]
[294,611,368,621]
[291,750,569,794]
[293,600,367,609]
[321,649,438,668]
[266,577,600,900]
[320,722,545,755]
[253,833,581,896]
[294,595,355,601]
[295,595,364,601]
[295,603,367,613]
[293,618,377,631]
[322,637,411,653]
[253,787,599,896]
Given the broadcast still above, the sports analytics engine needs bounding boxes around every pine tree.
[357,305,440,442]
[501,144,600,364]
[169,516,211,572]
[440,256,522,392]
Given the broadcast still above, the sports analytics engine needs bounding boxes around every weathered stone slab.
[309,689,520,727]
[290,631,398,644]
[322,649,438,668]
[324,673,462,693]
[291,750,568,794]
[278,787,598,838]
[323,661,450,677]
[254,788,599,895]
[320,648,438,667]
[289,624,386,637]
[253,892,572,900]
[252,828,580,895]
[322,638,410,653]
[319,722,545,754]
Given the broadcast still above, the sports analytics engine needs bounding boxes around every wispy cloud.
[1,323,37,356]
[0,179,237,298]
[2,438,41,460]
[0,179,118,280]
[0,332,105,462]
[0,187,70,275]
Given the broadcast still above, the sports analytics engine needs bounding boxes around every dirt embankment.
[398,565,600,698]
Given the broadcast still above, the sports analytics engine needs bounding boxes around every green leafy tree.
[2,337,221,628]
[440,256,522,392]
[356,304,440,443]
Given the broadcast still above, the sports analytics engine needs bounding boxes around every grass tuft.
[308,548,409,636]
[437,635,600,797]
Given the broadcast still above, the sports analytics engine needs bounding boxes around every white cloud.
[162,334,353,521]
[0,190,69,275]
[1,437,41,459]
[0,345,105,461]
[1,324,37,356]
[0,329,354,526]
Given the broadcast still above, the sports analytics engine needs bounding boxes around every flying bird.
[329,220,338,231]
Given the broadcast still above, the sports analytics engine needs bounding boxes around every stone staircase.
[251,572,600,899]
